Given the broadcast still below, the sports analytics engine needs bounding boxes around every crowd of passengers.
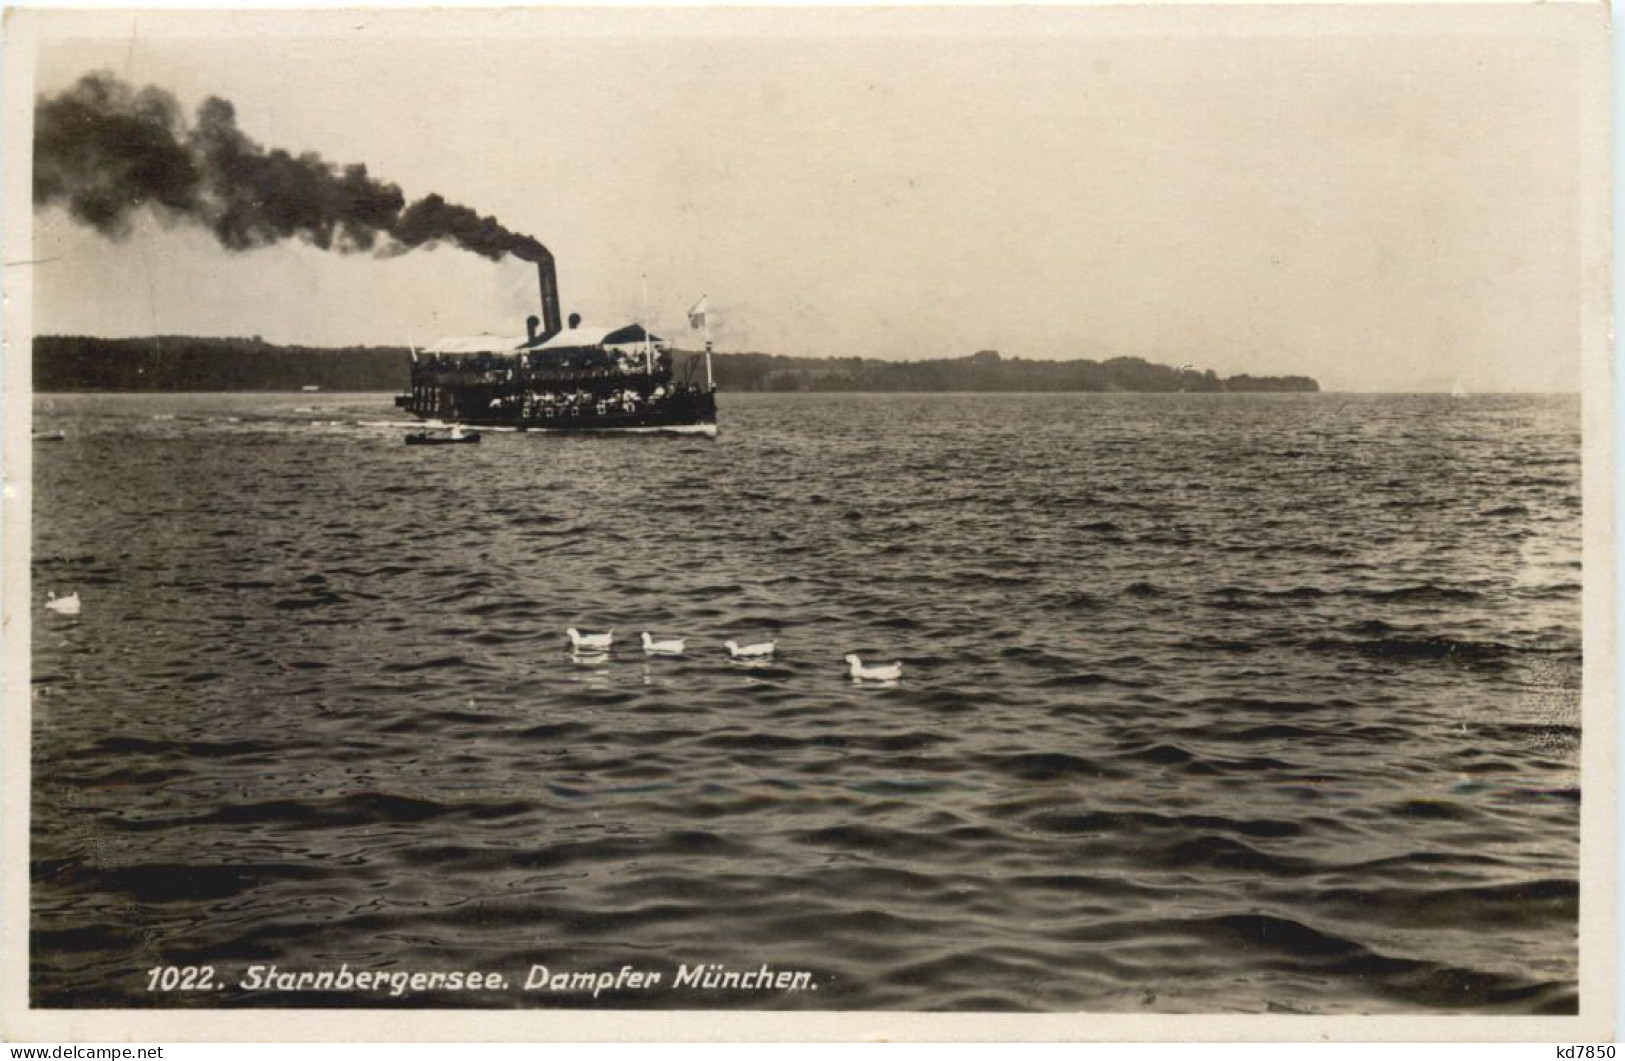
[422,348,676,381]
[480,381,704,419]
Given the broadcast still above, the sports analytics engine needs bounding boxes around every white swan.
[641,632,685,655]
[566,627,614,651]
[725,639,776,659]
[846,654,902,682]
[45,591,81,616]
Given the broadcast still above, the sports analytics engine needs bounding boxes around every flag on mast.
[688,296,709,330]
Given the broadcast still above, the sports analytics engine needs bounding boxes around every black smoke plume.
[34,71,549,264]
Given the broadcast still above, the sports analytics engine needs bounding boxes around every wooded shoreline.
[34,335,1319,393]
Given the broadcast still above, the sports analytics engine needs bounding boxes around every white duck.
[641,632,685,655]
[45,591,81,616]
[566,627,614,652]
[846,654,902,682]
[725,639,777,660]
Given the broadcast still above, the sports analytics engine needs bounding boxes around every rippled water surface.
[31,392,1582,1012]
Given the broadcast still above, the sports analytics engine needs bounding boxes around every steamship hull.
[394,388,717,436]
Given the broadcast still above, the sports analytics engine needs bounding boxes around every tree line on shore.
[670,349,1318,392]
[34,335,1318,393]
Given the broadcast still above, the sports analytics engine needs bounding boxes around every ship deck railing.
[413,366,673,387]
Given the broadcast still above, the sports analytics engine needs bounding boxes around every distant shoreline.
[35,335,1319,393]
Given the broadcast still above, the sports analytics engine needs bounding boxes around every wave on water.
[29,392,1582,1012]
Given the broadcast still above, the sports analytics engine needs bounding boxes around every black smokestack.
[534,251,561,342]
[35,71,559,316]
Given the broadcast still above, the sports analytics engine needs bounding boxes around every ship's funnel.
[535,254,562,342]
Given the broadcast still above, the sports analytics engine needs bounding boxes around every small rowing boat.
[405,428,481,446]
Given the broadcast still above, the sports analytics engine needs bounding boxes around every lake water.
[29,391,1582,1012]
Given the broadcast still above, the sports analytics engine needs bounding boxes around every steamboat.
[395,254,718,435]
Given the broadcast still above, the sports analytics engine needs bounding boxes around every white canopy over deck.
[524,325,616,352]
[425,323,669,358]
[523,323,669,354]
[422,334,527,356]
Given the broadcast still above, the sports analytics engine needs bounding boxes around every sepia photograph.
[1,3,1613,1041]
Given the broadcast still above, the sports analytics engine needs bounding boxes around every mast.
[641,274,654,376]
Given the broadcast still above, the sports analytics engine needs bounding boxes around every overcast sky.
[22,6,1605,391]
